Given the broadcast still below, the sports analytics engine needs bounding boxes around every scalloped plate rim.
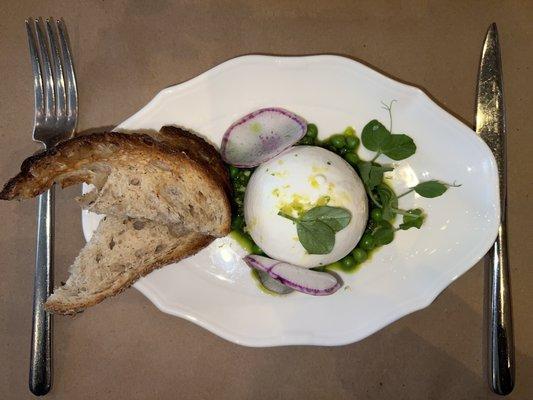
[81,54,499,347]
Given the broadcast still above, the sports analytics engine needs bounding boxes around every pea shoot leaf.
[376,184,398,221]
[296,220,335,255]
[301,206,352,232]
[278,206,352,255]
[414,180,450,198]
[381,134,417,160]
[357,162,394,190]
[361,120,391,152]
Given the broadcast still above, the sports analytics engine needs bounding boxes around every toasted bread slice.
[149,126,232,197]
[0,129,231,237]
[46,216,213,314]
[1,127,231,314]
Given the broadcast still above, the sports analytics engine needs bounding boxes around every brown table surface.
[1,1,532,399]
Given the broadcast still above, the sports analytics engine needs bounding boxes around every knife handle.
[29,187,54,396]
[487,219,514,395]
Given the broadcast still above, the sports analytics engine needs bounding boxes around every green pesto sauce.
[229,230,253,253]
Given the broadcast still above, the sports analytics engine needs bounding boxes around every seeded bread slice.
[45,216,213,314]
[0,129,231,237]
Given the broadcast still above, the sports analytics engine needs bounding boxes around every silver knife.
[476,23,514,395]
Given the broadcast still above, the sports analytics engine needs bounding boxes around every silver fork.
[25,17,78,396]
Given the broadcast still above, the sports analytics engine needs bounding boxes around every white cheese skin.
[244,146,368,268]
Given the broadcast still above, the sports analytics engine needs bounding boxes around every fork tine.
[57,19,77,124]
[46,18,66,121]
[25,18,44,124]
[34,18,55,120]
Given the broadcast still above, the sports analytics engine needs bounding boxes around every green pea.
[343,126,356,136]
[339,148,348,156]
[229,165,240,178]
[330,134,346,149]
[251,243,263,254]
[345,135,359,150]
[371,208,383,221]
[341,255,355,270]
[306,123,318,138]
[378,220,393,229]
[360,233,375,250]
[344,152,359,166]
[373,225,394,246]
[352,248,368,263]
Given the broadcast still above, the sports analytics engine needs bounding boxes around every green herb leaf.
[414,180,448,198]
[373,225,395,246]
[356,162,371,184]
[278,205,353,255]
[301,206,352,232]
[376,184,398,221]
[297,220,335,254]
[357,162,394,190]
[381,134,417,160]
[361,120,391,152]
[399,208,425,230]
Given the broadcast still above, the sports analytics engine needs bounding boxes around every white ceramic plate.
[82,55,499,347]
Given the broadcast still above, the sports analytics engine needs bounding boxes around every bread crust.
[0,128,231,235]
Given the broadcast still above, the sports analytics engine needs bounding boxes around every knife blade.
[476,23,514,395]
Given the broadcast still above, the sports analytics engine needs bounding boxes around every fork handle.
[29,187,55,396]
[487,219,515,395]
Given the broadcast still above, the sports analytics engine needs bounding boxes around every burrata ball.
[244,146,368,268]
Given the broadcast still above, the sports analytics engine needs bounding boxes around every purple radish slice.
[245,256,293,294]
[221,108,307,167]
[255,269,294,295]
[245,254,279,272]
[269,264,341,296]
[244,255,341,296]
